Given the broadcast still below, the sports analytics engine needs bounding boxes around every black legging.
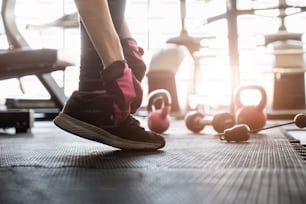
[79,0,126,91]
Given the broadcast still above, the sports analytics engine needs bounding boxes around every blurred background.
[0,0,305,119]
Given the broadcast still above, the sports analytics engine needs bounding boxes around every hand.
[121,38,146,82]
[102,61,143,124]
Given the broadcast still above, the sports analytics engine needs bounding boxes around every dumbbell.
[147,89,172,133]
[219,113,306,142]
[185,111,235,133]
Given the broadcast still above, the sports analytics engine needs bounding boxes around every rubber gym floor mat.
[0,120,306,204]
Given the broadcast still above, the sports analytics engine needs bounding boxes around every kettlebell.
[147,89,172,133]
[234,85,267,131]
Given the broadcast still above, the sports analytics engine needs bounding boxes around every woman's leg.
[78,0,145,91]
[74,0,124,67]
[53,0,165,150]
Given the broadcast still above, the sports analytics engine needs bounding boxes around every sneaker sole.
[53,112,163,150]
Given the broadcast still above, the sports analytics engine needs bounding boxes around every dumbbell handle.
[195,116,235,126]
[195,118,213,125]
[187,115,213,127]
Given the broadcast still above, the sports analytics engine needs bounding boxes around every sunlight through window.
[0,0,305,112]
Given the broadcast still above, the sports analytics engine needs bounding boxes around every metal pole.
[226,0,240,114]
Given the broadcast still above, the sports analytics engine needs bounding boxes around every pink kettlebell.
[147,89,172,133]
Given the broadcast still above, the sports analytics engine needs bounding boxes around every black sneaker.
[53,91,166,150]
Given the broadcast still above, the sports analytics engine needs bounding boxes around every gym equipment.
[0,0,74,121]
[5,98,59,120]
[220,113,306,142]
[270,40,305,111]
[234,85,267,131]
[0,109,34,133]
[185,112,235,133]
[26,12,79,29]
[147,45,193,116]
[220,124,250,142]
[147,89,172,133]
[263,7,306,119]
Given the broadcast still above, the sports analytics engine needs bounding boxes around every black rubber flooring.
[0,118,306,204]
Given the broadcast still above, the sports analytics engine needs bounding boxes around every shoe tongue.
[101,61,126,82]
